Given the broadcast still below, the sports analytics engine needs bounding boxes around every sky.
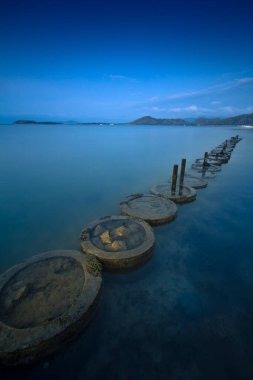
[0,0,253,122]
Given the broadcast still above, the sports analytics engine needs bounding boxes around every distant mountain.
[195,113,253,126]
[13,120,63,125]
[130,113,253,126]
[130,116,187,125]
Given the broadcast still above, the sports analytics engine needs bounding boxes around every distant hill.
[130,116,187,125]
[130,113,253,126]
[13,120,63,125]
[195,113,253,126]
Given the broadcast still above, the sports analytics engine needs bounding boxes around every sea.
[0,123,253,380]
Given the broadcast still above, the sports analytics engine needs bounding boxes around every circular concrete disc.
[215,146,233,154]
[186,170,216,179]
[150,183,197,204]
[120,193,177,225]
[191,163,222,172]
[0,250,102,366]
[195,158,222,166]
[208,154,229,164]
[184,175,208,189]
[80,216,155,271]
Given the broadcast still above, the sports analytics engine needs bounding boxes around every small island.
[13,120,64,125]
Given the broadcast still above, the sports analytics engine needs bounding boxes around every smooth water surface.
[0,124,253,379]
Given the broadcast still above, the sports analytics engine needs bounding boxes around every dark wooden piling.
[203,152,209,167]
[171,164,178,195]
[179,158,186,195]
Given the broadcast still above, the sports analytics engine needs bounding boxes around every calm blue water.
[0,124,253,379]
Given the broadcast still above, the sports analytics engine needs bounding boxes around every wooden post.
[179,158,186,195]
[171,165,178,194]
[203,152,209,167]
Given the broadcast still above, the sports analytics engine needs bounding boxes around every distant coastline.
[11,112,253,126]
[13,120,64,125]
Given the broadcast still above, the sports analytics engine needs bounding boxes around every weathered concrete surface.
[184,174,208,189]
[80,215,155,271]
[191,163,222,173]
[120,193,177,225]
[195,157,222,166]
[208,153,229,164]
[186,170,216,180]
[150,183,197,204]
[0,250,102,366]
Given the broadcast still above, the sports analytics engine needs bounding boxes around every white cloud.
[166,91,199,100]
[151,106,166,112]
[170,105,203,113]
[187,105,198,111]
[148,96,160,103]
[165,77,253,101]
[106,74,137,82]
[219,106,235,114]
[211,100,222,105]
[237,77,253,84]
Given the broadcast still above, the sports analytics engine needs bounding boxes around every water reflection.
[0,124,253,379]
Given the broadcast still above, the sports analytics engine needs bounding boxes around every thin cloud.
[106,74,138,83]
[148,96,160,103]
[237,77,253,84]
[127,77,253,109]
[151,106,166,112]
[166,77,253,101]
[219,106,235,114]
[169,105,210,113]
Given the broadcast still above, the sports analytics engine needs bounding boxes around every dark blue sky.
[1,0,253,122]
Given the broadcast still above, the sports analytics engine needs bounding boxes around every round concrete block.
[184,174,208,189]
[0,250,102,366]
[186,170,216,179]
[80,216,155,271]
[120,193,177,225]
[195,158,222,166]
[191,163,222,172]
[150,183,197,204]
[214,146,233,155]
[208,153,229,164]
